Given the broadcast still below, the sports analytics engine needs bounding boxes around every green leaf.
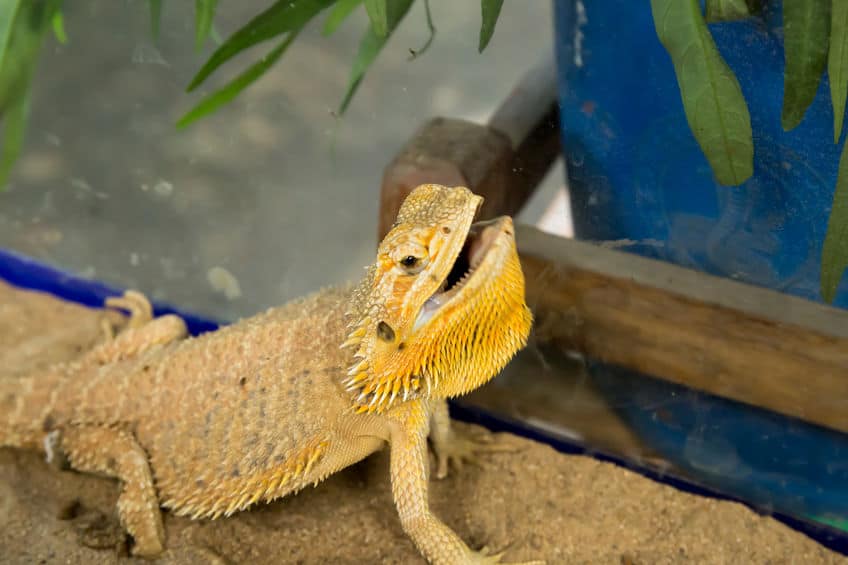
[0,2,24,109]
[704,0,751,23]
[0,88,28,190]
[323,0,363,36]
[0,0,60,187]
[210,25,223,45]
[188,0,334,92]
[820,140,848,302]
[51,9,66,44]
[177,32,298,129]
[479,0,503,52]
[781,1,830,131]
[339,0,413,114]
[149,0,162,41]
[0,0,61,109]
[194,0,218,50]
[364,0,388,38]
[829,2,848,143]
[651,0,753,186]
[0,2,30,110]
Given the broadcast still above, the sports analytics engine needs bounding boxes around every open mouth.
[413,218,505,330]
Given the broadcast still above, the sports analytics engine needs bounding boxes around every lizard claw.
[432,429,518,479]
[469,544,545,564]
[104,290,154,329]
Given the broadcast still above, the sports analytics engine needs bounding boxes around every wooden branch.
[379,117,513,240]
[516,226,848,435]
[378,53,560,240]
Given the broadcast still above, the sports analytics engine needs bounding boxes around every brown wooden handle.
[378,53,560,240]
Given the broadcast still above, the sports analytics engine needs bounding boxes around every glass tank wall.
[0,0,560,320]
[1,0,847,561]
[537,0,848,542]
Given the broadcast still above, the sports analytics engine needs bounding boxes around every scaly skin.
[0,184,538,564]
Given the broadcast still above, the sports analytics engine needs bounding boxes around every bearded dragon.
[0,184,536,564]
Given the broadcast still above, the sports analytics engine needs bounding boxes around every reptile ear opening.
[376,321,395,342]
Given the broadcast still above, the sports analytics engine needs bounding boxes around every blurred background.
[0,0,564,321]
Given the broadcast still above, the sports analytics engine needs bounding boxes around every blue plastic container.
[555,0,846,305]
[554,0,848,528]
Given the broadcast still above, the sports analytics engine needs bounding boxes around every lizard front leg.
[389,401,538,565]
[60,426,165,556]
[429,399,513,480]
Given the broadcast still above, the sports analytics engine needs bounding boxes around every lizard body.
[0,185,536,564]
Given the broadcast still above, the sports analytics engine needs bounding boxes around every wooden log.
[378,54,560,240]
[516,225,848,435]
[379,117,513,240]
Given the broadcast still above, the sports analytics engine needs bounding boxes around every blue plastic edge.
[2,248,845,556]
[0,247,221,335]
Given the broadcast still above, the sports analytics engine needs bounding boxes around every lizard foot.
[61,427,166,557]
[105,290,154,329]
[72,507,128,553]
[86,290,187,364]
[432,428,518,480]
[469,545,545,564]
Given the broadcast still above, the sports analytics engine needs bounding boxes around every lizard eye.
[398,254,427,274]
[392,243,429,274]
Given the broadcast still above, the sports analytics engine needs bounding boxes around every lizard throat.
[342,215,532,414]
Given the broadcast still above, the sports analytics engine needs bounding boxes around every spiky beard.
[341,248,531,414]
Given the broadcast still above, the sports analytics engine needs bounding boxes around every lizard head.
[342,184,532,413]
